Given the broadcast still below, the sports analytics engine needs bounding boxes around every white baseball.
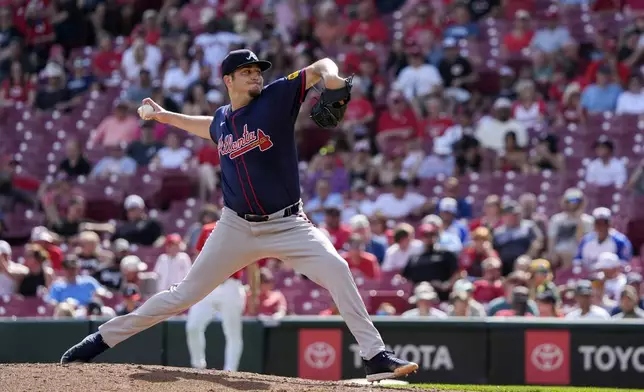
[138,104,154,119]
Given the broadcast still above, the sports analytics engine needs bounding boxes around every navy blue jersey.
[210,69,309,215]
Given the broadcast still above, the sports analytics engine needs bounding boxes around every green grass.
[406,385,644,392]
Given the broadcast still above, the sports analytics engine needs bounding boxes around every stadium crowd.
[1,0,644,321]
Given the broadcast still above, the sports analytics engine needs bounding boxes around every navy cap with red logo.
[221,49,272,76]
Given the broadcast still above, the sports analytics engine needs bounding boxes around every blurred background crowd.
[1,0,644,322]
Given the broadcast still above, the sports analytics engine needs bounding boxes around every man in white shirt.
[565,280,611,320]
[475,98,528,154]
[401,282,448,318]
[381,223,424,272]
[371,178,427,219]
[595,252,627,301]
[121,39,163,81]
[163,57,199,105]
[0,241,28,295]
[616,74,644,115]
[194,22,245,73]
[530,8,571,54]
[584,138,627,187]
[154,234,192,293]
[394,47,443,102]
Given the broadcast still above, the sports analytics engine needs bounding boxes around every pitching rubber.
[366,362,420,383]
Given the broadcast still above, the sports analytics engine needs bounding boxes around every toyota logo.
[531,343,564,372]
[304,342,336,369]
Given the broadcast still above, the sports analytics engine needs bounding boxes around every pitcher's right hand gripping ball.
[310,75,354,128]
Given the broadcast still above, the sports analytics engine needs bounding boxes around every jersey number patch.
[287,70,300,80]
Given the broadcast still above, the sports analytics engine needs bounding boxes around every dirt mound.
[0,363,448,392]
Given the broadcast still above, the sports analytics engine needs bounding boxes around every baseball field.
[1,363,643,392]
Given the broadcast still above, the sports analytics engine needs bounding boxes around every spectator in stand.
[585,39,631,86]
[472,257,505,304]
[121,38,162,81]
[93,240,128,291]
[488,271,538,315]
[452,278,486,315]
[341,181,375,223]
[194,138,220,201]
[131,9,161,46]
[401,282,447,318]
[530,133,565,172]
[346,0,389,43]
[30,227,64,271]
[112,195,163,246]
[340,79,375,142]
[49,195,86,239]
[529,259,558,299]
[17,244,54,297]
[381,223,424,273]
[125,69,154,109]
[75,297,116,319]
[497,66,518,100]
[497,131,527,173]
[616,73,644,115]
[438,177,472,219]
[564,279,611,320]
[126,121,164,166]
[253,268,287,319]
[48,256,111,306]
[0,240,28,295]
[59,139,92,178]
[610,272,644,316]
[305,178,343,225]
[459,227,498,278]
[92,34,122,79]
[613,286,644,319]
[494,286,534,317]
[584,138,627,187]
[580,66,623,113]
[39,176,82,228]
[439,38,477,102]
[341,234,381,280]
[448,290,483,317]
[590,272,617,312]
[443,3,480,40]
[66,59,98,101]
[184,205,219,254]
[493,201,543,276]
[154,234,192,293]
[416,140,456,179]
[470,195,502,231]
[120,254,156,296]
[306,146,350,195]
[535,290,562,318]
[519,193,549,242]
[502,10,534,55]
[1,61,35,107]
[547,188,594,269]
[89,100,140,147]
[151,132,192,170]
[530,7,571,54]
[322,206,352,251]
[422,214,463,254]
[163,56,199,106]
[476,98,528,154]
[349,214,387,264]
[375,91,419,149]
[91,144,137,178]
[114,284,143,316]
[437,197,470,245]
[402,223,460,301]
[394,46,442,103]
[557,83,585,126]
[512,80,546,129]
[595,252,626,301]
[74,230,111,274]
[347,141,373,185]
[34,63,71,112]
[371,177,427,220]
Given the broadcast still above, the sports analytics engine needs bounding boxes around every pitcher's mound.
[0,363,438,392]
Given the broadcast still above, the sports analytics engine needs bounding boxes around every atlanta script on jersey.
[218,124,274,159]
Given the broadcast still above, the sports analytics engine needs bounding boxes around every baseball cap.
[120,255,148,273]
[536,289,557,304]
[418,223,439,236]
[164,233,182,246]
[79,231,100,244]
[443,37,458,49]
[621,285,639,301]
[124,194,145,210]
[493,97,512,109]
[502,200,522,215]
[113,238,130,253]
[592,207,612,221]
[575,280,593,296]
[595,252,620,269]
[438,197,458,214]
[482,257,502,270]
[563,188,583,203]
[449,290,468,302]
[349,214,370,230]
[0,240,11,256]
[453,278,474,293]
[221,49,272,77]
[627,272,643,286]
[530,258,551,273]
[409,282,437,304]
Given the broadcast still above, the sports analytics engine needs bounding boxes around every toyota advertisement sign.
[525,330,570,385]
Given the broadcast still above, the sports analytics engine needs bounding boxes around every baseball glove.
[310,75,354,128]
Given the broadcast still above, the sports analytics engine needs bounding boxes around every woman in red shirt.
[459,227,498,278]
[556,83,585,126]
[1,61,35,106]
[502,10,534,55]
[92,34,122,78]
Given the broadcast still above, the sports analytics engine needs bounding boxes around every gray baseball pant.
[99,205,386,360]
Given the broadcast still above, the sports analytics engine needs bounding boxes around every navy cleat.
[60,332,109,364]
[363,350,419,382]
